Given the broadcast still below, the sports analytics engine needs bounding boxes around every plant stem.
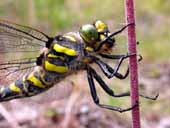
[125,0,141,128]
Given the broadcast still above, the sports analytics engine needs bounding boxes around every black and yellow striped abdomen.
[0,34,87,102]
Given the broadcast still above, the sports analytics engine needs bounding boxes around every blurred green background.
[0,0,170,128]
[0,0,169,61]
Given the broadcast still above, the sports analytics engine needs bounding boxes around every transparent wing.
[0,19,52,53]
[0,57,36,85]
[0,20,52,85]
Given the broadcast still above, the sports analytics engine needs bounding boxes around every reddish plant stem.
[125,0,141,128]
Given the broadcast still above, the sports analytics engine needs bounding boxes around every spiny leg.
[107,54,133,78]
[94,57,129,79]
[96,53,135,79]
[99,54,126,59]
[99,53,142,60]
[94,54,143,79]
[95,23,134,51]
[88,65,131,97]
[107,54,143,78]
[88,65,158,100]
[86,65,138,112]
[106,23,135,39]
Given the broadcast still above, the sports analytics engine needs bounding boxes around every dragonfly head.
[79,20,115,54]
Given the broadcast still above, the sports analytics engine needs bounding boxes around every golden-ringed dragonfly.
[0,20,158,112]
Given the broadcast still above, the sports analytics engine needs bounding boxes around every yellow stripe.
[47,54,65,60]
[47,54,58,58]
[100,34,105,40]
[27,73,46,88]
[9,83,21,92]
[53,44,77,56]
[63,35,76,42]
[44,61,68,73]
[85,46,93,52]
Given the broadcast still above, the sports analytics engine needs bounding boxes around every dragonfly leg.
[94,57,129,79]
[97,54,142,79]
[87,65,158,101]
[86,65,138,112]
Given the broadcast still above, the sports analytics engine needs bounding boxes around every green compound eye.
[79,24,98,44]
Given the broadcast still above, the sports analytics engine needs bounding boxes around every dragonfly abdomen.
[0,58,86,102]
[0,67,50,101]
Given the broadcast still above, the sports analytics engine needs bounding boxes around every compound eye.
[79,24,99,44]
